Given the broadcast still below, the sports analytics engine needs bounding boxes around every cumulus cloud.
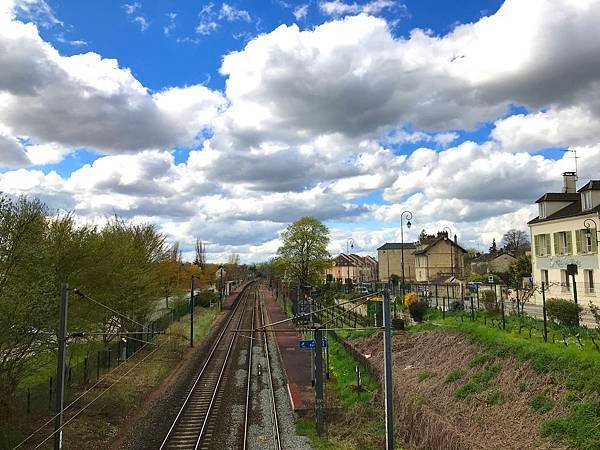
[319,0,399,17]
[3,0,600,261]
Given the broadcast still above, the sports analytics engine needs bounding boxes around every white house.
[528,172,600,305]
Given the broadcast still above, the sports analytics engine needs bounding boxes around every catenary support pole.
[54,283,69,450]
[190,276,195,348]
[314,327,325,436]
[382,289,395,450]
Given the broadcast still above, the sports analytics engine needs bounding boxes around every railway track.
[160,282,255,450]
[243,286,283,450]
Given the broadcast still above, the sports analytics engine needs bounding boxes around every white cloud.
[319,0,398,16]
[219,3,251,22]
[132,16,149,31]
[164,12,177,36]
[293,4,309,20]
[122,2,141,15]
[0,127,29,167]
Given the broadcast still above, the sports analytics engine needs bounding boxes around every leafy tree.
[489,238,498,254]
[509,254,532,286]
[275,216,331,291]
[501,229,530,254]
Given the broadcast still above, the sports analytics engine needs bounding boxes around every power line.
[73,289,146,329]
[13,340,154,449]
[33,341,165,449]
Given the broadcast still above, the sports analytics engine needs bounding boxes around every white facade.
[529,175,600,306]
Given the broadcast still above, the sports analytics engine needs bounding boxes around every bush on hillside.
[408,300,427,322]
[194,290,220,307]
[480,290,500,315]
[546,298,582,327]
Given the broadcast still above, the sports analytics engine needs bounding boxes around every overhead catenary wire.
[259,290,383,330]
[13,338,155,449]
[73,288,146,329]
[33,340,165,449]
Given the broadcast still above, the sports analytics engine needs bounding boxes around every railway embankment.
[341,325,599,450]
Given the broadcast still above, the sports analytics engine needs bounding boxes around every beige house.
[470,252,517,275]
[529,172,600,305]
[377,243,416,282]
[326,253,378,284]
[414,232,467,283]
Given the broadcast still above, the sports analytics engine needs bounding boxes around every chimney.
[563,172,577,193]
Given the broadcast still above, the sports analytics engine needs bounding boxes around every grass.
[296,334,387,449]
[5,306,218,449]
[445,369,463,383]
[485,389,505,406]
[409,309,600,449]
[418,371,432,382]
[530,394,555,414]
[542,401,600,449]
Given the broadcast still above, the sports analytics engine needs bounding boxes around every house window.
[585,270,595,294]
[554,231,572,255]
[535,234,551,256]
[541,270,549,285]
[561,269,570,292]
[582,191,593,211]
[539,202,547,219]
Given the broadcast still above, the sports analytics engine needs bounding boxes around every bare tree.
[194,239,206,268]
[228,253,240,265]
[501,229,530,254]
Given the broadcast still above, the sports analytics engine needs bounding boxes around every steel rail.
[259,288,282,450]
[159,282,254,449]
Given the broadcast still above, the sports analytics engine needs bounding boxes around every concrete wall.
[415,240,465,282]
[377,249,416,282]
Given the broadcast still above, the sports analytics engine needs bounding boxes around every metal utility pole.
[382,290,395,450]
[541,281,548,342]
[54,284,69,450]
[346,238,354,294]
[314,326,325,436]
[400,210,413,293]
[443,227,454,277]
[190,276,195,348]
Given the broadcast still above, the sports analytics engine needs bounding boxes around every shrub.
[449,300,464,311]
[455,381,483,399]
[408,300,427,322]
[404,291,417,305]
[589,301,600,330]
[480,290,500,314]
[194,290,219,307]
[546,298,582,327]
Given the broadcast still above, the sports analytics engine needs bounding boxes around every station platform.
[260,285,314,412]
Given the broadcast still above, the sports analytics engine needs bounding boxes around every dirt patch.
[351,331,568,450]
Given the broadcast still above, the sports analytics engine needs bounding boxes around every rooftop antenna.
[562,148,579,180]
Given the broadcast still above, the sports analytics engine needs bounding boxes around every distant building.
[326,253,378,284]
[470,251,517,275]
[414,231,467,283]
[528,172,600,305]
[377,243,417,282]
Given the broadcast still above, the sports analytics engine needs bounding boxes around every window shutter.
[534,235,540,256]
[566,231,573,255]
[545,234,551,256]
[553,233,559,255]
[576,229,582,254]
[593,232,598,254]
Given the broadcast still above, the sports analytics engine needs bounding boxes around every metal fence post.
[542,282,548,342]
[382,289,395,450]
[49,377,53,411]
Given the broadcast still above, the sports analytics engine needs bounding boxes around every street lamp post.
[346,238,354,293]
[443,226,454,278]
[400,211,413,294]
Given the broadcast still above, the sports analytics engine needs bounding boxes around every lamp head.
[586,228,592,239]
[407,220,412,229]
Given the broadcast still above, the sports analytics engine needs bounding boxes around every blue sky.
[1,0,599,262]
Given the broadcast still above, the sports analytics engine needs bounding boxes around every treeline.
[0,195,230,412]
